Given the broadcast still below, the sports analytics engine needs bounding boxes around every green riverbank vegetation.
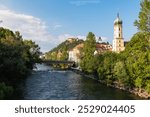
[0,28,41,99]
[80,0,150,98]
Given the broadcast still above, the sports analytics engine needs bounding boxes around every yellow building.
[113,14,125,53]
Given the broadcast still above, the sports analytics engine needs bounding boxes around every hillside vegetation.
[45,39,84,60]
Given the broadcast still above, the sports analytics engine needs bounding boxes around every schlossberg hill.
[45,38,84,61]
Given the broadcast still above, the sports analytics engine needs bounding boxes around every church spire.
[117,13,119,18]
[114,13,122,25]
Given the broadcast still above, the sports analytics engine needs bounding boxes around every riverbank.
[71,68,150,99]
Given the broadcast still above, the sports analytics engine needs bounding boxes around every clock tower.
[113,14,125,53]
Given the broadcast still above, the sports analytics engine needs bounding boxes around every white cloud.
[56,34,107,44]
[101,37,108,41]
[76,35,86,40]
[0,6,83,52]
[57,34,86,41]
[70,0,100,6]
[0,6,108,52]
[0,6,56,52]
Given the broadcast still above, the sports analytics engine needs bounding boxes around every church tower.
[113,13,125,53]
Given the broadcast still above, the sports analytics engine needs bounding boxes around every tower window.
[119,28,120,31]
[119,33,120,37]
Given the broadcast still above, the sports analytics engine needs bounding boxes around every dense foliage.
[80,31,150,96]
[123,32,150,91]
[80,32,97,73]
[80,0,150,97]
[0,28,40,99]
[134,0,150,32]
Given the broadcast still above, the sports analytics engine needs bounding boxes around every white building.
[68,43,83,64]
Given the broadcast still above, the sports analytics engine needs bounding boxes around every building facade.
[68,43,84,64]
[113,14,125,53]
[68,43,112,64]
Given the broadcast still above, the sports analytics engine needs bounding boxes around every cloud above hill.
[0,5,108,52]
[0,6,51,51]
[0,6,65,52]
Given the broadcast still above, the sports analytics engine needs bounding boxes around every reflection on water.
[23,64,141,100]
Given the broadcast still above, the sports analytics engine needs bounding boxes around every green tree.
[80,32,96,73]
[134,0,150,32]
[0,83,13,99]
[113,61,129,86]
[145,80,150,93]
[97,52,118,84]
[135,77,143,92]
[23,40,41,69]
[59,46,68,61]
[123,32,150,89]
[0,27,41,99]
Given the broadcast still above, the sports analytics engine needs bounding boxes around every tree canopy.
[80,32,97,73]
[0,27,41,99]
[134,0,150,32]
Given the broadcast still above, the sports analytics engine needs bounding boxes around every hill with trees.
[45,38,84,61]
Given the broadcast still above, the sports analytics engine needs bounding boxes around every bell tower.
[113,13,125,53]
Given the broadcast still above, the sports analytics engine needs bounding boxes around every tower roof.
[114,13,122,25]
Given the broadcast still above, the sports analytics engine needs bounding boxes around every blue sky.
[0,0,140,52]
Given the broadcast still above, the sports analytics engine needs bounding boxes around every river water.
[23,64,141,100]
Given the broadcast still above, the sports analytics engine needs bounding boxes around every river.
[23,64,141,100]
